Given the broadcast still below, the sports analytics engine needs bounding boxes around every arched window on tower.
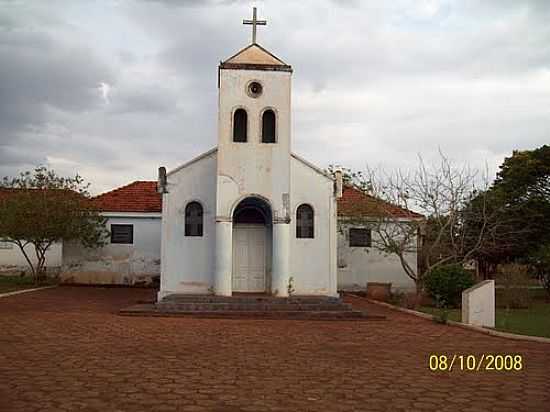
[233,109,247,142]
[296,204,314,238]
[261,109,276,143]
[185,201,203,237]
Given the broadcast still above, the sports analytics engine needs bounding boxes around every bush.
[497,263,532,309]
[424,264,475,308]
[388,290,405,307]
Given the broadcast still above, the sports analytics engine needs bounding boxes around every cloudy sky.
[0,0,549,194]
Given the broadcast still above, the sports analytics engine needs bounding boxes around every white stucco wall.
[337,223,417,292]
[160,153,339,298]
[216,68,291,221]
[160,150,217,296]
[61,213,161,285]
[0,241,62,274]
[290,156,338,296]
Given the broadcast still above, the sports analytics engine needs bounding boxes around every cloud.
[143,0,244,6]
[0,0,549,194]
[0,7,114,156]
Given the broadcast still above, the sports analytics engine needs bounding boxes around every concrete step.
[156,302,353,312]
[119,304,385,321]
[161,294,344,305]
[120,294,387,321]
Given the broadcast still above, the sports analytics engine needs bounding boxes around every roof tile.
[91,181,161,213]
[337,185,423,219]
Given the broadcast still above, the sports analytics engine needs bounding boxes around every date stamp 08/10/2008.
[428,354,524,372]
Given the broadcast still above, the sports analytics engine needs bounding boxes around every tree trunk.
[15,241,37,282]
[34,244,48,284]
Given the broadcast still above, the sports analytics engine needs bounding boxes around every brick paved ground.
[0,287,548,412]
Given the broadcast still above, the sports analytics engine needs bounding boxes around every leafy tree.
[494,145,550,203]
[466,145,550,273]
[461,187,531,270]
[494,145,550,247]
[0,167,109,282]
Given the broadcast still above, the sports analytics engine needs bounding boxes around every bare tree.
[332,151,524,293]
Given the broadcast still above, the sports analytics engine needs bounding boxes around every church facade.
[159,42,340,300]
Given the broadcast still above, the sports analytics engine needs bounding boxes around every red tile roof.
[337,185,423,219]
[92,181,162,213]
[88,181,420,218]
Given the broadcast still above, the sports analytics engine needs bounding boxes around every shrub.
[497,263,532,309]
[388,290,405,307]
[433,308,449,324]
[424,264,475,308]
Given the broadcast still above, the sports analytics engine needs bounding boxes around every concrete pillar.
[214,220,233,296]
[272,222,290,297]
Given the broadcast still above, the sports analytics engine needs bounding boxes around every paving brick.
[0,287,548,411]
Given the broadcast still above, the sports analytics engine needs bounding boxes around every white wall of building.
[62,213,161,285]
[290,156,338,296]
[0,241,62,274]
[159,150,218,296]
[337,223,417,292]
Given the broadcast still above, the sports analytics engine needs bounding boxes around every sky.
[0,0,549,194]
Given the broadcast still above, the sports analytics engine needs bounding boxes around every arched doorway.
[232,197,272,293]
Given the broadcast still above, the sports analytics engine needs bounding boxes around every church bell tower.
[214,8,293,296]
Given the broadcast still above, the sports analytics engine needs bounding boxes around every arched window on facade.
[233,109,247,142]
[296,204,314,238]
[261,109,276,143]
[185,201,203,237]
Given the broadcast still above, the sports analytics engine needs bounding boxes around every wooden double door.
[232,224,267,293]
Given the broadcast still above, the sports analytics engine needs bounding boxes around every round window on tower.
[247,81,263,98]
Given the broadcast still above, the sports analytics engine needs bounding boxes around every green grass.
[0,275,56,294]
[495,303,550,338]
[419,306,461,322]
[418,289,550,338]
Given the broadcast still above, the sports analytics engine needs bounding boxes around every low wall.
[462,279,495,328]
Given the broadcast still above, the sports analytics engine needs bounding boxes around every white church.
[159,42,336,298]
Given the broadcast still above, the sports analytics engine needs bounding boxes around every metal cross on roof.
[243,7,266,44]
